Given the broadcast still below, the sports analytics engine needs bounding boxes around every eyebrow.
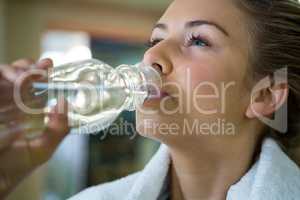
[153,20,229,37]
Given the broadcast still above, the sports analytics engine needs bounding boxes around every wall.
[5,0,166,62]
[0,0,5,62]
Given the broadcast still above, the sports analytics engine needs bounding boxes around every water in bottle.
[33,59,162,134]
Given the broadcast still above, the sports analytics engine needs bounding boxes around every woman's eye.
[188,35,210,47]
[146,39,162,48]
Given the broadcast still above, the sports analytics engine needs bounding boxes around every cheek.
[170,63,222,114]
[191,66,218,87]
[175,60,225,92]
[175,59,245,115]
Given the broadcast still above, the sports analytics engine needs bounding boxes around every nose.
[142,42,173,75]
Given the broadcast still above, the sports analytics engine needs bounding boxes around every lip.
[146,88,170,99]
[142,89,172,107]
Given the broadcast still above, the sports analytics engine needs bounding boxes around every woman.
[69,0,300,199]
[1,0,299,199]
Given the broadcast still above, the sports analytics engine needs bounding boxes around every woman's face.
[136,0,253,146]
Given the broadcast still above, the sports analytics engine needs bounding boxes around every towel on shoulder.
[69,137,300,200]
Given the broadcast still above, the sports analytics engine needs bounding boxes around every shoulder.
[227,137,300,200]
[258,138,300,198]
[68,171,141,200]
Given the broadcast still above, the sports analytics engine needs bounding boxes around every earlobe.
[245,102,262,119]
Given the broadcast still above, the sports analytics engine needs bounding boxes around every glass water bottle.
[33,59,162,135]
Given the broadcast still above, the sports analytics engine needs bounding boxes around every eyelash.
[146,34,210,48]
[187,34,210,47]
[146,39,162,48]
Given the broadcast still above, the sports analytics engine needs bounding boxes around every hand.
[0,58,69,198]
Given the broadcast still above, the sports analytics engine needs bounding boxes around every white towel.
[69,137,300,200]
[226,137,300,200]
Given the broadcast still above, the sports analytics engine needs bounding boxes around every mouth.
[146,83,171,99]
[147,89,170,100]
[143,87,174,107]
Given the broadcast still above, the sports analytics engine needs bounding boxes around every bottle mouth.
[135,62,163,95]
[114,62,163,111]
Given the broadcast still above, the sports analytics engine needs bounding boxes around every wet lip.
[146,89,171,100]
[143,89,173,107]
[157,90,170,99]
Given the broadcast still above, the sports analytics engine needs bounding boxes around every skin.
[136,0,289,199]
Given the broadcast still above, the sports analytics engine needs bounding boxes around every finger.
[11,59,36,80]
[0,124,23,152]
[0,96,47,122]
[14,61,52,96]
[0,65,18,82]
[0,59,35,83]
[46,98,69,138]
[35,58,53,70]
[26,58,54,82]
[0,58,37,80]
[27,99,69,165]
[27,58,54,83]
[11,58,35,69]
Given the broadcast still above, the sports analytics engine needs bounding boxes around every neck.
[168,134,262,200]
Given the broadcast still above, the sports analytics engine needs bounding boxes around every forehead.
[158,0,248,36]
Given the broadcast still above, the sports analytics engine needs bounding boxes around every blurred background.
[0,0,171,199]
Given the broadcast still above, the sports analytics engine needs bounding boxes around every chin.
[135,109,183,141]
[136,109,159,138]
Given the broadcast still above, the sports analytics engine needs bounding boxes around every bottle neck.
[116,63,162,111]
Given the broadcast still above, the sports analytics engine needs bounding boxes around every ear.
[246,75,289,119]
